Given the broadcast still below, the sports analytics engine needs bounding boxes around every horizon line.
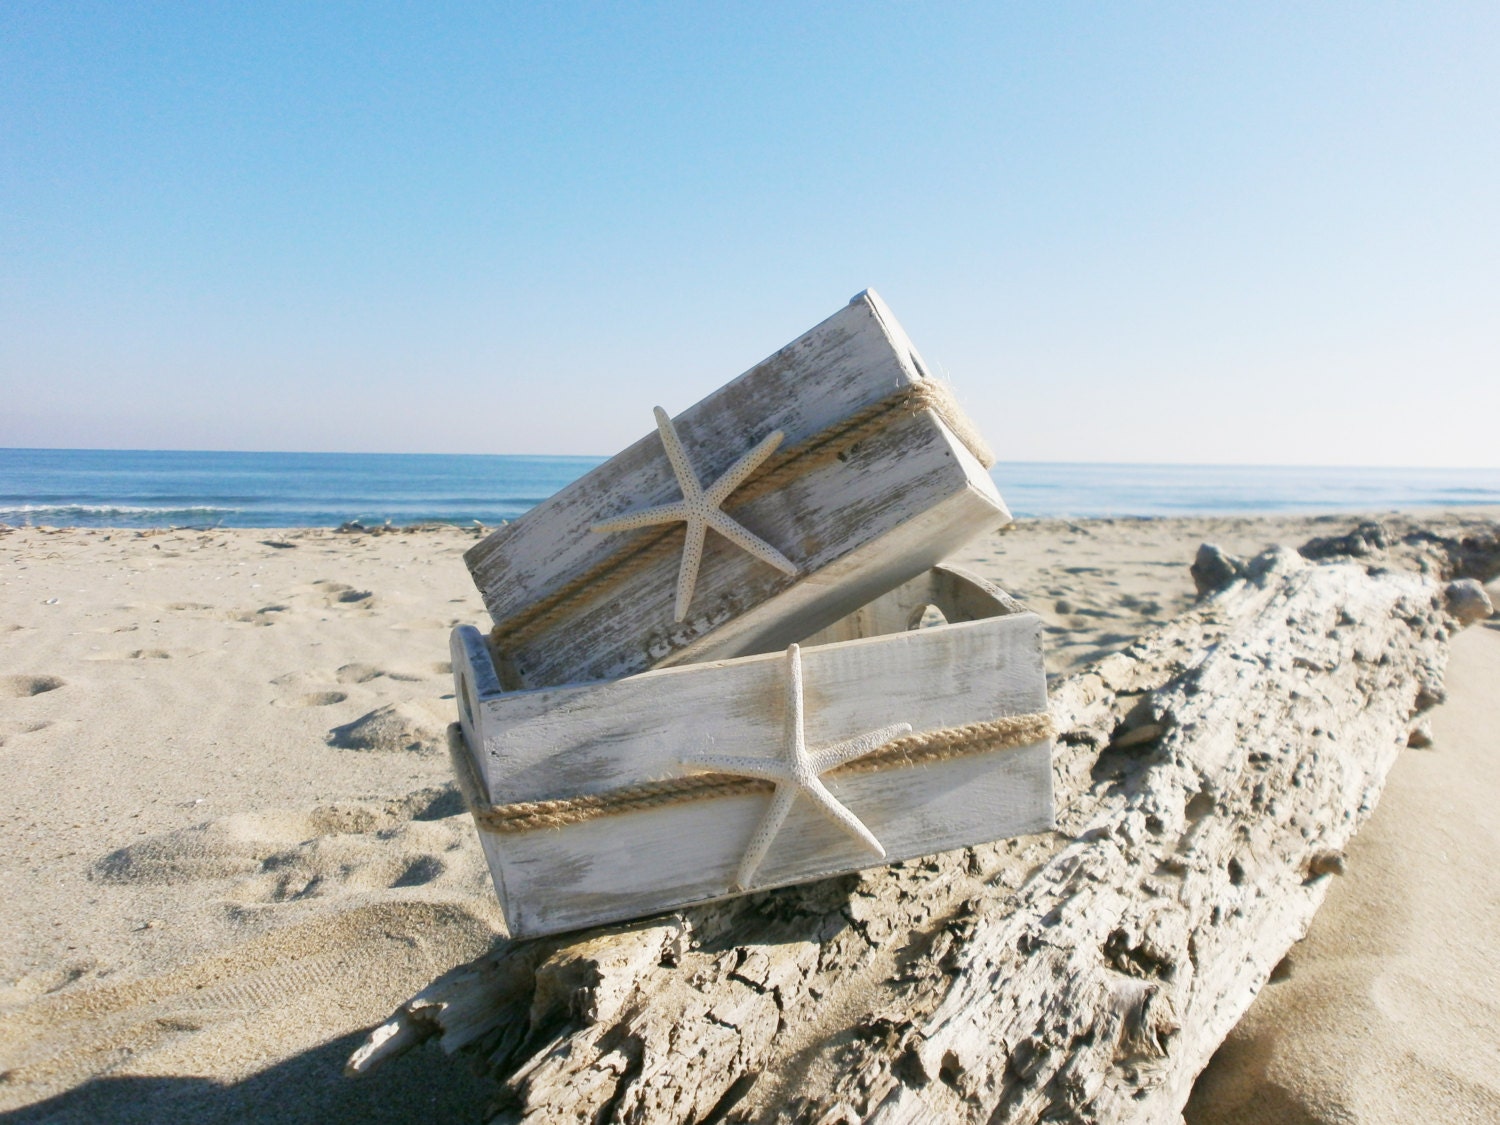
[4,446,1500,473]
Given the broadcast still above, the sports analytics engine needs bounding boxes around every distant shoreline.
[3,447,1500,529]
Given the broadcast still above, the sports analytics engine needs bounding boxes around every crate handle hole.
[457,670,477,729]
[908,603,949,631]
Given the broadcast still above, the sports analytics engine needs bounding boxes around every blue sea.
[2,448,1498,529]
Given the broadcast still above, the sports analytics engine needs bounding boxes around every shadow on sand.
[0,1030,496,1125]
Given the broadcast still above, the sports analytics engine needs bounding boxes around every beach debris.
[1401,524,1500,583]
[1190,542,1245,597]
[1307,849,1348,878]
[1443,577,1493,626]
[1300,518,1390,560]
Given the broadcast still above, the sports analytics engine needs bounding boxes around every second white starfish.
[590,407,800,622]
[683,643,912,891]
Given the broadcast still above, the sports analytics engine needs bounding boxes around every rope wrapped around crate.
[450,709,1054,834]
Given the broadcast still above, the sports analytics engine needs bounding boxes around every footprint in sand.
[223,606,287,626]
[91,785,479,904]
[335,662,384,684]
[388,617,453,632]
[1,720,52,746]
[3,674,65,697]
[326,700,451,753]
[272,691,349,709]
[332,662,438,684]
[309,579,375,608]
[392,854,446,887]
[269,669,315,687]
[0,896,498,1108]
[10,957,104,999]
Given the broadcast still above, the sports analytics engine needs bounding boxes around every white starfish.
[590,407,799,622]
[684,643,912,891]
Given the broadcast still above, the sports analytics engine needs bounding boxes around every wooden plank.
[449,569,1051,939]
[463,290,1008,690]
[487,743,1050,938]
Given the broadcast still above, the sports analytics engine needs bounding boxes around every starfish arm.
[801,776,886,858]
[682,754,788,782]
[705,428,785,506]
[673,517,708,620]
[653,406,704,501]
[735,785,796,891]
[705,510,799,576]
[589,500,690,535]
[810,722,914,773]
[784,644,805,756]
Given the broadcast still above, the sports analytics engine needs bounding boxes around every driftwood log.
[349,525,1498,1125]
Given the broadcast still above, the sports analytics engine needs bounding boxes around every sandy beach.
[2,511,1496,1122]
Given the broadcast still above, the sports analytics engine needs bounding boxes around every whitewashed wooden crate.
[464,289,1009,691]
[450,566,1052,939]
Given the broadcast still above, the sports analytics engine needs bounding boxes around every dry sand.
[1,511,1496,1122]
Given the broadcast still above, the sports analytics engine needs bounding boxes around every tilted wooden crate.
[464,289,1009,691]
[450,566,1052,939]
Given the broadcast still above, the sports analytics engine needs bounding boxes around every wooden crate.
[450,566,1052,939]
[464,289,1008,691]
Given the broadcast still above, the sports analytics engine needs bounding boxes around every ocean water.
[0,448,601,529]
[2,448,1498,529]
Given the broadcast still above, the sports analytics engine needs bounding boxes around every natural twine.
[489,379,995,651]
[452,709,1053,835]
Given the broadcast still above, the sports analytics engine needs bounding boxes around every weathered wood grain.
[450,566,1050,938]
[352,533,1495,1125]
[463,290,1008,690]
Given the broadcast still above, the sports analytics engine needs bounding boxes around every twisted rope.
[455,709,1053,835]
[489,379,994,651]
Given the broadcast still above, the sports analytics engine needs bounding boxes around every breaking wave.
[0,504,238,528]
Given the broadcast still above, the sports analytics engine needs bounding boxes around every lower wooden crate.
[450,565,1053,938]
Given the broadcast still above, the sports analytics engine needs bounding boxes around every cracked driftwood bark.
[348,527,1498,1125]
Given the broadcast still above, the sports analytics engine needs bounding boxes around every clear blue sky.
[3,3,1496,465]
